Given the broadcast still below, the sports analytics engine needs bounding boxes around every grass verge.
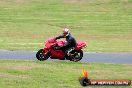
[0,60,132,88]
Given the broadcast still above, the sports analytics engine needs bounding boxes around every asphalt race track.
[0,50,132,64]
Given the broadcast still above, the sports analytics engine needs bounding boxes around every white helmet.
[63,28,70,37]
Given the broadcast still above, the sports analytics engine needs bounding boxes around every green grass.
[0,60,131,88]
[0,0,132,52]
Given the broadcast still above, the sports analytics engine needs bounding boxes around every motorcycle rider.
[54,27,77,59]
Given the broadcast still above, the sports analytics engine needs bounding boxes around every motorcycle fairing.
[50,49,65,59]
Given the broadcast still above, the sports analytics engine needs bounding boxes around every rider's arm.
[54,34,64,40]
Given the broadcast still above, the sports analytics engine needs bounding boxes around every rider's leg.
[65,47,74,60]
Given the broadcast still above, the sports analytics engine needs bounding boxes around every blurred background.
[0,0,131,52]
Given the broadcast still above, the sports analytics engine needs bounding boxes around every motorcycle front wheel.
[36,49,50,61]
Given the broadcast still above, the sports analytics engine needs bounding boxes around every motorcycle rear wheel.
[69,50,83,62]
[36,49,50,61]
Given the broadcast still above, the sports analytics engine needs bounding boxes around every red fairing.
[44,38,65,59]
[57,41,65,47]
[50,49,65,59]
[45,38,57,48]
[43,47,49,54]
[75,41,87,50]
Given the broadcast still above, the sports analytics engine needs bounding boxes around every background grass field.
[0,60,132,88]
[0,0,132,52]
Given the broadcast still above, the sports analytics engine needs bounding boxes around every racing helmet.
[63,28,70,37]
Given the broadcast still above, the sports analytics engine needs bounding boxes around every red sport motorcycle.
[36,38,87,62]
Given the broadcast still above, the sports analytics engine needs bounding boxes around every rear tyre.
[36,49,50,61]
[69,50,83,62]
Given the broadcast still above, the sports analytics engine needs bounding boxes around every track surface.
[0,50,132,64]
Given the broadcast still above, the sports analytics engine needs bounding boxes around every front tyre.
[70,50,83,62]
[36,49,50,61]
